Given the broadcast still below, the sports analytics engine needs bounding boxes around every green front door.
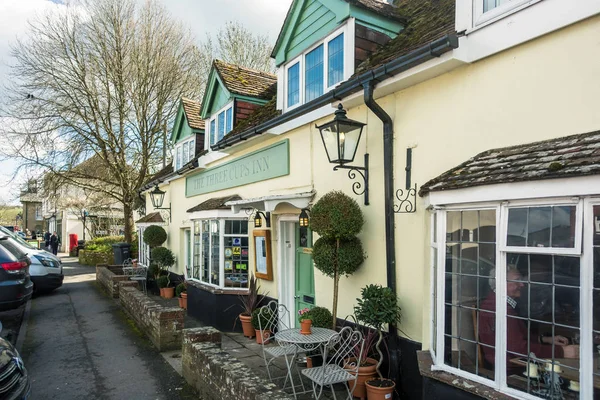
[294,224,315,327]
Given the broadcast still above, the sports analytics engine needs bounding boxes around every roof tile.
[135,212,164,224]
[181,98,205,130]
[213,60,276,100]
[187,195,242,213]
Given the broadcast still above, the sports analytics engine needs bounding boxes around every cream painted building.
[139,1,600,398]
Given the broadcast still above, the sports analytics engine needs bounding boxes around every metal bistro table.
[275,327,337,399]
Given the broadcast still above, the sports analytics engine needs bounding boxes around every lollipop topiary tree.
[311,191,365,329]
[143,225,167,248]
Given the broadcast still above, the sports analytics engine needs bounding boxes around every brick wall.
[96,264,128,298]
[181,327,292,400]
[119,285,184,351]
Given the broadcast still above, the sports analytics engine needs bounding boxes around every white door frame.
[277,215,297,323]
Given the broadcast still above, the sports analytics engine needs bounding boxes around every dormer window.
[207,101,234,148]
[175,136,196,170]
[283,25,351,111]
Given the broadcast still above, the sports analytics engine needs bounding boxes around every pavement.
[20,254,198,400]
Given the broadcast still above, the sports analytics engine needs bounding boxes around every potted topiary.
[311,191,365,329]
[151,246,175,298]
[251,307,272,344]
[176,282,187,309]
[157,276,170,297]
[354,284,402,400]
[238,276,260,338]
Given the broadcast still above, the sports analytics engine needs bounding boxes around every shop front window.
[192,218,248,289]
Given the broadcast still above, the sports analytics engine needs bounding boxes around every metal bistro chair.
[258,301,300,386]
[301,326,364,400]
[122,258,148,295]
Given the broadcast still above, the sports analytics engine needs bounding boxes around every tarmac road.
[20,255,198,400]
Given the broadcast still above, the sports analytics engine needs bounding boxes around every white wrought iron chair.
[122,258,148,295]
[257,300,300,386]
[301,326,364,400]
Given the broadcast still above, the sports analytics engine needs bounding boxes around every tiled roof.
[187,195,242,213]
[355,0,456,74]
[135,212,164,224]
[223,97,280,140]
[213,60,277,100]
[181,98,205,130]
[419,130,600,196]
[145,163,173,186]
[343,0,406,22]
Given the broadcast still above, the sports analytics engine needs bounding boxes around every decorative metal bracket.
[394,148,417,213]
[158,208,171,224]
[333,153,369,205]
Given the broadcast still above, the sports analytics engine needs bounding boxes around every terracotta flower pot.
[181,292,187,309]
[344,357,378,400]
[365,378,395,400]
[306,357,313,368]
[300,319,312,335]
[159,288,165,297]
[162,287,175,299]
[255,329,272,344]
[239,314,255,338]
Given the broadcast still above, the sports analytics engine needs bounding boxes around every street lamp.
[149,185,171,222]
[316,103,369,205]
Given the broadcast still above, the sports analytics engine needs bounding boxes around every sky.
[0,0,293,205]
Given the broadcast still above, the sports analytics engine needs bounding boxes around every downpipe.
[363,80,401,391]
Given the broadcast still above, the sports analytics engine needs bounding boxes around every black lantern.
[316,103,369,205]
[299,209,310,228]
[149,185,171,222]
[253,211,270,228]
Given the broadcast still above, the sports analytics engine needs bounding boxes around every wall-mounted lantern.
[299,208,310,228]
[149,185,171,222]
[253,211,271,228]
[317,103,369,205]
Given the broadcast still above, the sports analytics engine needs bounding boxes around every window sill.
[417,351,516,400]
[187,279,248,295]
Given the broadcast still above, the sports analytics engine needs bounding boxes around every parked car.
[0,236,33,311]
[0,321,31,400]
[0,227,63,293]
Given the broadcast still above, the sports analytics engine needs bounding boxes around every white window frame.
[281,20,355,113]
[190,217,249,291]
[473,0,543,28]
[430,196,596,399]
[174,136,196,170]
[206,101,234,149]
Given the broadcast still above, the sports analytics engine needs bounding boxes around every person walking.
[44,231,51,249]
[50,231,60,255]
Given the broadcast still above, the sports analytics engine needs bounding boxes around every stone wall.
[96,264,128,298]
[182,327,292,400]
[119,285,184,351]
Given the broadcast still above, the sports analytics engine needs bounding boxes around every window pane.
[305,44,324,102]
[189,138,195,160]
[210,120,216,146]
[444,210,497,379]
[505,253,580,397]
[507,206,576,248]
[327,33,344,87]
[527,207,551,247]
[193,221,201,280]
[211,220,220,286]
[551,206,576,248]
[507,208,527,246]
[287,62,300,107]
[218,112,225,142]
[226,107,233,134]
[176,146,182,170]
[593,206,600,386]
[224,220,249,288]
[483,0,509,12]
[202,220,210,283]
[183,141,189,164]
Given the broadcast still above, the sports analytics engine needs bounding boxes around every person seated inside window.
[479,266,579,375]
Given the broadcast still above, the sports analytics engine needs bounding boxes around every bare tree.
[0,0,204,243]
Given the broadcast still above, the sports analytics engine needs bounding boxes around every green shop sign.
[186,139,289,197]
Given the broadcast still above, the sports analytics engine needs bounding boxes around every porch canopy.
[187,195,241,219]
[135,212,166,226]
[420,130,600,204]
[224,191,314,214]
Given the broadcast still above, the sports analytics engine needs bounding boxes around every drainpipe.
[363,79,401,383]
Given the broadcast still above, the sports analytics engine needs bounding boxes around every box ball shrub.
[304,307,333,328]
[309,191,364,239]
[151,246,175,268]
[143,225,167,247]
[312,237,365,277]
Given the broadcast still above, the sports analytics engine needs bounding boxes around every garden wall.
[181,327,292,400]
[96,264,128,298]
[119,285,184,351]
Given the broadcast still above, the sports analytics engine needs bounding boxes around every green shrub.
[151,246,175,268]
[251,307,271,330]
[310,191,364,239]
[175,283,186,297]
[143,225,167,247]
[354,284,401,331]
[84,234,138,256]
[148,263,167,280]
[157,275,169,288]
[303,307,333,328]
[312,237,365,278]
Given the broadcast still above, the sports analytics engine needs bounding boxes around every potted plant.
[298,308,312,335]
[354,284,402,400]
[251,307,272,344]
[238,276,260,338]
[151,246,175,298]
[176,282,187,309]
[157,275,171,297]
[343,321,379,400]
[311,191,365,328]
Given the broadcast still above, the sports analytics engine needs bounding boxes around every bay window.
[432,198,600,398]
[191,218,249,289]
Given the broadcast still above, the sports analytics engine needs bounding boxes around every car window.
[0,239,26,260]
[0,226,36,250]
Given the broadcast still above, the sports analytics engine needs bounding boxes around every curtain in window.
[305,44,324,102]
